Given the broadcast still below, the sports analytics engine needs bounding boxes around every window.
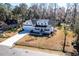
[44,29,49,31]
[35,28,40,30]
[41,23,43,25]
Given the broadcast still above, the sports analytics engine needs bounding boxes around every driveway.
[0,31,28,47]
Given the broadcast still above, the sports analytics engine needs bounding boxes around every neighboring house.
[0,21,8,31]
[0,20,18,34]
[5,19,18,29]
[0,21,9,34]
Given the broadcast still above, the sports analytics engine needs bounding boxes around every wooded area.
[0,3,78,22]
[0,3,79,35]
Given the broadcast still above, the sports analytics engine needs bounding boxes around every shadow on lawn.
[18,29,55,38]
[29,34,50,37]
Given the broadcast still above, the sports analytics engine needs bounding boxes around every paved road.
[0,45,58,56]
[0,31,28,47]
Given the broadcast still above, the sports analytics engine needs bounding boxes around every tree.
[72,17,79,55]
[72,3,78,32]
[62,3,70,52]
[39,3,47,19]
[4,3,12,19]
[48,3,58,19]
[0,3,6,21]
[29,3,39,19]
[62,7,67,53]
[19,3,28,19]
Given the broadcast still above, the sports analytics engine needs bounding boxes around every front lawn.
[15,27,76,53]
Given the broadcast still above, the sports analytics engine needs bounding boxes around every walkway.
[0,31,28,47]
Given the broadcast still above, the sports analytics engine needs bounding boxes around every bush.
[8,28,17,32]
[57,25,62,30]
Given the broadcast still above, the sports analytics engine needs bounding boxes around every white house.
[31,19,54,35]
[23,19,55,35]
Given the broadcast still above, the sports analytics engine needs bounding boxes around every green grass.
[8,28,17,32]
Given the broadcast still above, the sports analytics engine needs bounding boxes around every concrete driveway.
[0,31,28,47]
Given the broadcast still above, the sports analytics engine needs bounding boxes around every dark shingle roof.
[31,19,59,27]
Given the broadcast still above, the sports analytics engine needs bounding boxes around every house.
[0,21,9,35]
[5,19,18,28]
[23,19,57,35]
[0,21,9,31]
[30,19,54,35]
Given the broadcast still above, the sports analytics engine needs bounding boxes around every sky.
[11,3,67,8]
[58,3,66,7]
